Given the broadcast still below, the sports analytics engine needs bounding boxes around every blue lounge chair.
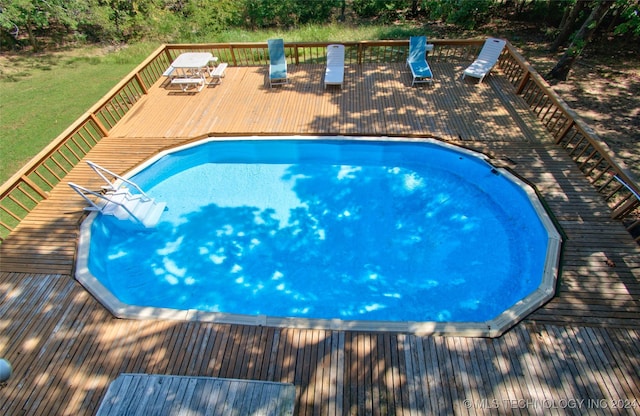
[406,36,433,86]
[268,38,289,87]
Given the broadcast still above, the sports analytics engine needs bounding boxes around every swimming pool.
[75,136,562,337]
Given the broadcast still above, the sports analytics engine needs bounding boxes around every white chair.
[462,38,507,83]
[324,44,345,88]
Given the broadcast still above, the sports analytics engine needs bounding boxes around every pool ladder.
[69,161,166,228]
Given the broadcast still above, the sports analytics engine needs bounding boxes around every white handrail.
[86,160,151,201]
[68,182,144,225]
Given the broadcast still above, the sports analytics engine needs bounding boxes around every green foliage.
[167,0,243,40]
[76,3,121,43]
[514,0,568,26]
[220,23,403,43]
[424,0,493,29]
[243,0,340,28]
[97,0,156,41]
[0,0,154,47]
[242,0,289,28]
[375,25,425,39]
[2,0,639,48]
[614,0,640,36]
[352,0,411,22]
[0,0,92,49]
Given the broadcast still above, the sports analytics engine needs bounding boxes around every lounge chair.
[268,38,289,87]
[324,44,345,88]
[462,37,507,83]
[406,36,433,86]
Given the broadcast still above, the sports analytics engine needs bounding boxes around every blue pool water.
[88,138,551,323]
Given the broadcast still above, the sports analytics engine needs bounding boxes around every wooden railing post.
[554,120,576,144]
[164,48,173,65]
[516,72,530,95]
[230,45,238,66]
[89,113,110,137]
[21,176,49,199]
[134,73,149,95]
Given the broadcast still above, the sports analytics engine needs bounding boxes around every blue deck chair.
[268,38,289,87]
[406,36,433,86]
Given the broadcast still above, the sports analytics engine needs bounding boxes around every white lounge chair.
[268,39,289,87]
[462,37,507,83]
[324,44,345,88]
[406,36,433,86]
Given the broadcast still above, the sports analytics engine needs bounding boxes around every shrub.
[424,0,493,29]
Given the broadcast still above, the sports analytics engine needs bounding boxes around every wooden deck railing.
[498,44,639,241]
[1,40,638,242]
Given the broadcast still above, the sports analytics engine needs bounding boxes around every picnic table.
[166,52,216,92]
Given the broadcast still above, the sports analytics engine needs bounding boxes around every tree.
[97,0,155,41]
[550,0,589,52]
[612,0,640,36]
[0,0,53,50]
[0,0,105,49]
[546,0,614,81]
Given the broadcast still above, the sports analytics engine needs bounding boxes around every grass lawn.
[0,43,158,183]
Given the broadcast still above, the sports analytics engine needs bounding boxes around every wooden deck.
[1,63,639,414]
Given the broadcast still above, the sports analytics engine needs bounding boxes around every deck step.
[139,200,167,228]
[103,193,165,228]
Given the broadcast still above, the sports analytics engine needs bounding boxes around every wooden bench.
[207,63,228,85]
[170,76,205,92]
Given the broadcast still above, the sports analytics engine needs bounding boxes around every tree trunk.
[546,0,613,81]
[558,4,571,30]
[25,21,39,52]
[410,0,419,16]
[550,0,588,52]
